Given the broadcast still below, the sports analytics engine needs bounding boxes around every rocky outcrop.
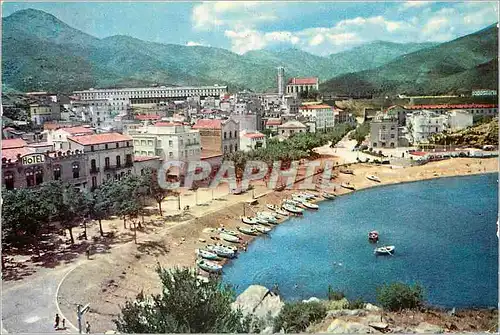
[326,319,375,333]
[414,322,444,333]
[231,285,284,326]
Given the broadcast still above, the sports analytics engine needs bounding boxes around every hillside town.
[2,3,499,335]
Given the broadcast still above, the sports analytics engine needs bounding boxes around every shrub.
[114,266,251,333]
[376,282,424,312]
[327,286,345,301]
[273,301,327,333]
[347,298,365,310]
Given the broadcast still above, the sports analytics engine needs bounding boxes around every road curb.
[55,265,81,332]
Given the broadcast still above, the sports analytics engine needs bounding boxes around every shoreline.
[56,157,498,332]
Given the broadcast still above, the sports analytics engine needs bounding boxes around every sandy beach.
[56,156,498,332]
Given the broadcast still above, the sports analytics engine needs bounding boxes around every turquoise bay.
[223,173,498,308]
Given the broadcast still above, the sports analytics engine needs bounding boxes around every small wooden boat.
[283,203,304,214]
[374,245,395,255]
[255,225,271,234]
[237,226,259,236]
[217,228,239,236]
[299,192,317,199]
[256,216,269,224]
[220,233,240,243]
[214,243,238,252]
[341,183,355,190]
[195,248,219,260]
[283,199,301,206]
[301,201,319,210]
[206,245,236,258]
[340,168,354,175]
[241,216,258,225]
[259,215,277,224]
[367,175,381,183]
[322,192,336,200]
[368,231,379,243]
[292,194,308,202]
[196,259,222,273]
[275,208,289,216]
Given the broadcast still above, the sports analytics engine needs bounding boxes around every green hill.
[320,24,498,96]
[1,8,495,94]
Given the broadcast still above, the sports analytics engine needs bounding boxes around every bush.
[376,282,424,312]
[273,301,327,333]
[114,266,252,333]
[347,298,365,310]
[327,286,345,301]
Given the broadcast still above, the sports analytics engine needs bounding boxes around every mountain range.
[2,8,498,96]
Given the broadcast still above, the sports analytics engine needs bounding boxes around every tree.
[143,169,169,216]
[114,266,251,333]
[86,182,114,237]
[376,282,424,312]
[273,301,326,333]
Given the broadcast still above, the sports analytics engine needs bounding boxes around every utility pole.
[177,194,181,211]
[77,303,90,334]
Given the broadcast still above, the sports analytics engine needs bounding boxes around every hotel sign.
[21,154,46,166]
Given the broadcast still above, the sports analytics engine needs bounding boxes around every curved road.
[2,264,79,333]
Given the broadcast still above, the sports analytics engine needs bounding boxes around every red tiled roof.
[406,104,498,110]
[265,118,282,126]
[192,119,223,129]
[299,104,333,110]
[288,77,318,85]
[135,114,161,121]
[134,155,160,162]
[2,147,35,161]
[61,126,94,135]
[2,138,27,149]
[68,133,132,146]
[243,132,265,139]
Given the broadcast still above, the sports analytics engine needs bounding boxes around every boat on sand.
[195,248,219,260]
[196,259,222,273]
[220,233,240,243]
[254,225,271,234]
[322,192,336,200]
[206,245,236,258]
[283,203,304,214]
[241,216,258,225]
[367,175,381,182]
[237,226,259,236]
[341,183,355,190]
[275,208,289,216]
[301,201,319,210]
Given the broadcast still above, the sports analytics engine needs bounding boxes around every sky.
[2,1,499,56]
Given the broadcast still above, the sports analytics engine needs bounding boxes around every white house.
[299,104,335,132]
[239,130,266,152]
[406,111,447,143]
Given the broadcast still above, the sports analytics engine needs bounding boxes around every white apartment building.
[73,85,228,103]
[67,133,134,188]
[125,122,201,162]
[406,111,448,144]
[239,130,267,152]
[49,126,95,150]
[71,99,127,129]
[299,104,335,132]
[405,104,498,117]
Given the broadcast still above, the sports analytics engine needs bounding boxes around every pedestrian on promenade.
[86,321,91,333]
[62,319,66,329]
[86,246,91,260]
[54,314,60,329]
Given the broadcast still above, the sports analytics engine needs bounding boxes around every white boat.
[341,183,356,190]
[220,233,240,243]
[217,228,239,236]
[266,204,280,211]
[374,245,395,255]
[195,248,219,260]
[299,192,317,199]
[275,208,289,216]
[283,203,304,214]
[196,259,222,273]
[256,216,269,224]
[340,168,354,175]
[241,216,258,225]
[237,226,259,236]
[215,243,238,252]
[255,225,271,234]
[283,199,301,206]
[258,211,278,219]
[322,192,336,200]
[301,201,319,210]
[367,175,381,183]
[292,195,308,202]
[206,245,236,258]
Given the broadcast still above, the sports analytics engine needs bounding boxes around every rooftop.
[135,114,161,121]
[265,118,282,126]
[68,133,132,146]
[405,104,498,110]
[288,77,319,85]
[192,119,223,129]
[2,138,28,149]
[2,147,35,161]
[242,132,265,139]
[60,126,95,135]
[279,120,307,129]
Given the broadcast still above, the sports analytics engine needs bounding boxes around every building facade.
[192,119,240,155]
[277,120,307,138]
[68,133,134,188]
[370,114,400,148]
[404,104,498,117]
[30,103,60,125]
[406,111,448,144]
[49,126,95,150]
[299,104,335,132]
[240,131,267,152]
[286,78,319,94]
[126,122,201,162]
[447,110,473,131]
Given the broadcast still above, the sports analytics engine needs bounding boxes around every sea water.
[223,173,498,308]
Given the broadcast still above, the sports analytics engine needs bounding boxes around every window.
[229,144,233,153]
[105,144,108,149]
[235,144,238,151]
[116,156,121,167]
[126,154,132,166]
[169,152,173,158]
[116,143,119,148]
[224,132,227,139]
[148,140,153,146]
[72,163,80,179]
[224,146,228,153]
[4,172,14,190]
[157,140,162,146]
[92,176,97,188]
[134,140,140,145]
[234,131,237,138]
[54,165,62,180]
[141,140,146,146]
[105,157,110,169]
[126,141,130,147]
[26,169,35,187]
[91,145,95,152]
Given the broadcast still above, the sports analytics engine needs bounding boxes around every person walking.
[54,314,60,329]
[85,321,91,334]
[62,319,66,329]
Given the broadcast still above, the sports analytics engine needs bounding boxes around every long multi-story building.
[73,85,228,105]
[125,122,201,162]
[404,104,498,117]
